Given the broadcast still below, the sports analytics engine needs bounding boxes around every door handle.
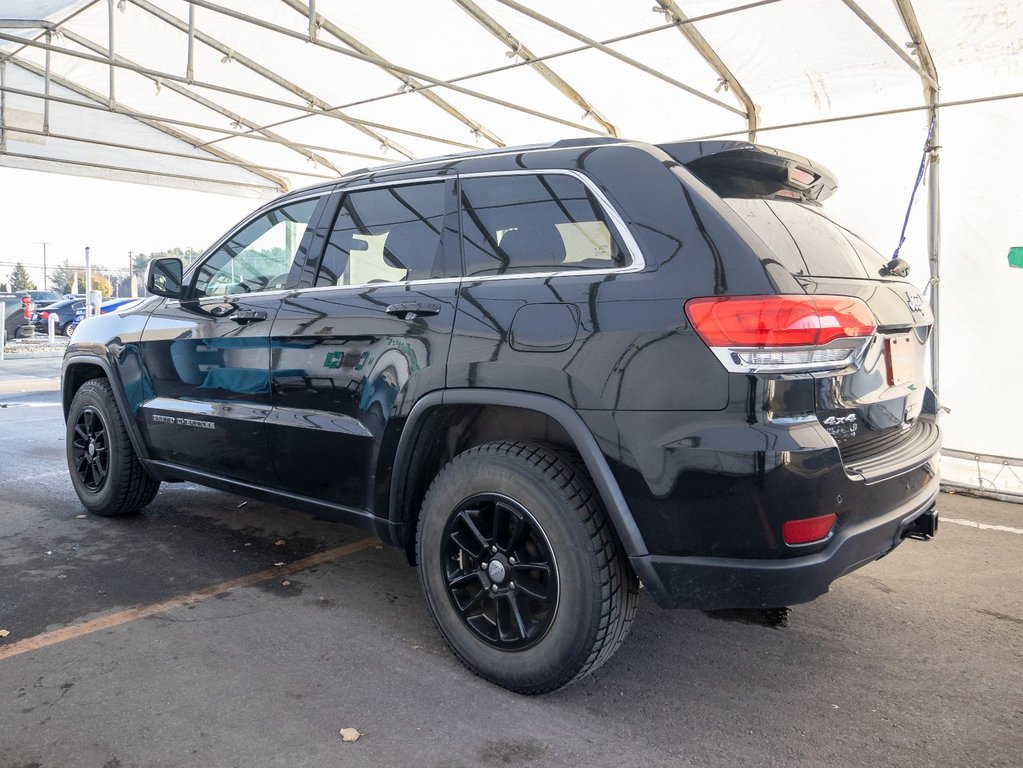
[230,309,268,324]
[385,302,441,319]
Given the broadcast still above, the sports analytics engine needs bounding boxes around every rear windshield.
[723,198,888,279]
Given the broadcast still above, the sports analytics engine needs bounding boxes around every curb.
[1,353,65,360]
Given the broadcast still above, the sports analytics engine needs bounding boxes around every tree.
[91,274,114,297]
[10,263,37,291]
[49,260,77,294]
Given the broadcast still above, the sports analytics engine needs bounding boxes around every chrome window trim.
[175,168,647,304]
[287,277,462,299]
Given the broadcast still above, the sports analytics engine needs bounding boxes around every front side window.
[459,173,627,277]
[317,182,446,287]
[191,197,321,298]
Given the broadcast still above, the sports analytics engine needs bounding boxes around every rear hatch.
[663,141,939,483]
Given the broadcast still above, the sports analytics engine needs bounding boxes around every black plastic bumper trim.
[631,472,940,610]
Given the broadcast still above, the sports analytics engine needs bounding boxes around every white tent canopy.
[2,0,1021,492]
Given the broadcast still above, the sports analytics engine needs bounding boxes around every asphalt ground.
[0,359,1020,768]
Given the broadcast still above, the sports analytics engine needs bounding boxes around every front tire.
[67,378,159,516]
[417,441,638,694]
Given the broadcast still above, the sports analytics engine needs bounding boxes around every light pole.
[85,246,92,316]
[36,241,49,289]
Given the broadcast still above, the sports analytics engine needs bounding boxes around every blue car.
[67,298,142,335]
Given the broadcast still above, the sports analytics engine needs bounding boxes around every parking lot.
[1,359,1020,768]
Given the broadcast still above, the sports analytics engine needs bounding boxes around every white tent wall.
[1,0,1020,493]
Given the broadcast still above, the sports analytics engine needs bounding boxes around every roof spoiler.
[659,140,838,203]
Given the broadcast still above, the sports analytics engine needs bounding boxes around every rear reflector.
[685,295,876,373]
[783,513,837,545]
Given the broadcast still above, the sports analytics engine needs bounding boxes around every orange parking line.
[0,537,380,661]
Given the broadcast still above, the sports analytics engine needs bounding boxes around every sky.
[0,165,257,287]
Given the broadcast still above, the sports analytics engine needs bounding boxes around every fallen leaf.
[0,629,10,638]
[339,728,362,742]
[274,539,286,546]
[410,644,423,651]
[281,580,292,587]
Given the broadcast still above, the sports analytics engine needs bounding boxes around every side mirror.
[146,257,184,298]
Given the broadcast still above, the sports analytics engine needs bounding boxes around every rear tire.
[67,378,159,516]
[416,441,638,694]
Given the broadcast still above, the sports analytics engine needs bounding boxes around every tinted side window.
[317,182,445,287]
[459,174,627,277]
[192,197,321,298]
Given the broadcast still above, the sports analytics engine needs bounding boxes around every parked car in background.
[1,292,33,341]
[31,297,85,336]
[23,290,63,309]
[67,298,142,335]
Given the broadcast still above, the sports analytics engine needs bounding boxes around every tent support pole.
[893,0,941,395]
[107,0,115,107]
[280,0,505,146]
[652,0,759,141]
[186,3,195,82]
[7,57,290,191]
[44,31,51,133]
[492,0,745,117]
[926,98,940,395]
[60,28,343,175]
[452,0,617,136]
[0,60,6,154]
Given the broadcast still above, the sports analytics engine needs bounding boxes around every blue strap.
[892,112,936,260]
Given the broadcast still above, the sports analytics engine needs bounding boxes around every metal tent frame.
[2,0,1022,398]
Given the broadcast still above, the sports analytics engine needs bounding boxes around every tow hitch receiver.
[903,507,939,541]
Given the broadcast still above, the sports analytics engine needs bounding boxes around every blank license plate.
[885,335,915,386]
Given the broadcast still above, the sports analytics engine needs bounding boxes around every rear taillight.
[40,311,50,320]
[685,295,876,373]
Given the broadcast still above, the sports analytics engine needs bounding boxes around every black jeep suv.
[62,138,940,693]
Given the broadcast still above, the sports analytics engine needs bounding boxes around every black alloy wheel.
[442,494,559,651]
[71,406,109,491]
[417,441,639,694]
[66,377,160,516]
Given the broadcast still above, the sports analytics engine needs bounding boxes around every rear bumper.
[630,470,940,609]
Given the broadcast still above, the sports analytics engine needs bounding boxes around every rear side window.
[723,198,888,279]
[459,173,627,277]
[317,182,445,287]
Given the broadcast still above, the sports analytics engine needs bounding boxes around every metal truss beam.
[840,0,939,90]
[6,57,289,191]
[0,149,281,195]
[128,0,414,158]
[181,0,606,144]
[0,79,402,163]
[492,0,745,117]
[1,29,474,155]
[652,0,759,140]
[59,27,343,175]
[279,0,505,146]
[1,123,335,180]
[451,0,617,136]
[0,20,57,29]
